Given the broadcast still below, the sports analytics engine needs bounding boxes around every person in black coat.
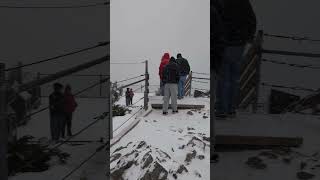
[176,53,190,99]
[162,57,180,114]
[214,0,257,119]
[49,83,65,142]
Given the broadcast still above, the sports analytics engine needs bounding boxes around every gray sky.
[110,0,210,92]
[0,1,109,96]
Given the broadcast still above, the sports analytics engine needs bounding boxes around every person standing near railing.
[62,84,77,137]
[176,53,190,99]
[162,57,180,115]
[125,88,130,106]
[159,52,170,96]
[49,83,65,143]
[129,88,134,105]
[214,0,257,119]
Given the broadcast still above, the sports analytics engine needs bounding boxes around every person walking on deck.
[162,57,180,115]
[125,88,130,106]
[176,53,190,99]
[63,85,78,137]
[49,83,65,143]
[129,88,134,105]
[159,52,170,96]
[214,0,256,119]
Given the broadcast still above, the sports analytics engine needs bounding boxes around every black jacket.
[176,57,190,76]
[49,91,65,115]
[212,2,225,72]
[221,0,257,45]
[162,61,180,84]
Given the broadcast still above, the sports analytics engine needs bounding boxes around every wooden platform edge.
[215,135,303,147]
[151,104,205,109]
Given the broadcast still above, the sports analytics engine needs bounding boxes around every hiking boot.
[227,111,237,118]
[211,153,219,163]
[215,113,227,120]
[163,112,168,115]
[172,110,178,114]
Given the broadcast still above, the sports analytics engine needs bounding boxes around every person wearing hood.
[176,53,190,99]
[63,85,77,137]
[159,52,170,96]
[214,0,257,119]
[162,56,180,115]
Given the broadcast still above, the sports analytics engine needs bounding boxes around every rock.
[259,151,278,159]
[173,173,178,179]
[187,127,195,131]
[197,155,205,160]
[185,150,197,163]
[203,115,208,119]
[111,160,136,180]
[142,153,153,169]
[137,141,146,149]
[153,120,157,122]
[110,153,122,163]
[194,90,206,98]
[179,145,185,149]
[187,111,193,115]
[177,165,188,174]
[195,170,202,178]
[172,148,175,152]
[246,156,267,169]
[297,171,315,180]
[140,162,168,180]
[300,162,308,170]
[203,136,210,142]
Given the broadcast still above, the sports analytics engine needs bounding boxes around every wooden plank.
[151,104,205,109]
[216,135,303,147]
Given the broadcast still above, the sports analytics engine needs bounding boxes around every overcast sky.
[1,1,320,97]
[110,0,210,92]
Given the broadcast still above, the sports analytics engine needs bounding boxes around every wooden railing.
[184,71,192,96]
[238,30,264,112]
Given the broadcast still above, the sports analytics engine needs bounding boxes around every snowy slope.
[213,112,320,180]
[10,98,109,180]
[110,97,210,180]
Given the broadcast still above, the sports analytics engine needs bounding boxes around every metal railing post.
[0,63,8,180]
[106,59,112,140]
[253,30,263,113]
[189,71,193,96]
[144,60,149,110]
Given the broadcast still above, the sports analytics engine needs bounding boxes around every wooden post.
[99,74,102,97]
[106,58,112,139]
[189,71,193,96]
[144,60,149,110]
[253,30,263,113]
[0,63,8,180]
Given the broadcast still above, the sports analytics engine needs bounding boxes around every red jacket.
[159,53,170,80]
[64,92,77,113]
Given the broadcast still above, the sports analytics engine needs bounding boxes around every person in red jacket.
[63,84,78,137]
[159,52,170,96]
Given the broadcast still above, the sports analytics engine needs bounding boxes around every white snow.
[10,98,109,180]
[110,97,210,180]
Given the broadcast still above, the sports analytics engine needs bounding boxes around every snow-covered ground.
[110,97,210,180]
[10,98,109,180]
[212,112,320,180]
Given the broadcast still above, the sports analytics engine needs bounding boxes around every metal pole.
[253,30,263,113]
[189,71,193,96]
[0,63,8,180]
[99,74,102,97]
[144,60,149,110]
[106,58,112,140]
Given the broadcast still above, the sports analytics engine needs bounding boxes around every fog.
[110,0,210,92]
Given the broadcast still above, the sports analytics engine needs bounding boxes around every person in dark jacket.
[125,88,130,106]
[129,88,134,105]
[159,52,170,96]
[49,83,65,142]
[176,53,190,99]
[215,0,257,119]
[63,85,77,137]
[162,57,180,115]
